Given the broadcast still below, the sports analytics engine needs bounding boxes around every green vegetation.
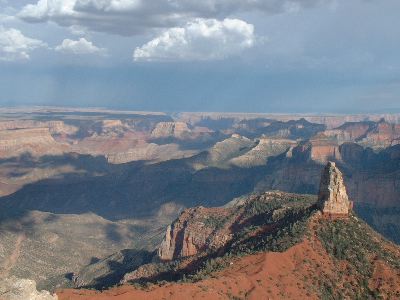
[184,194,318,282]
[318,216,400,270]
[244,193,316,219]
[231,194,317,254]
[316,216,400,299]
[186,255,233,282]
[203,215,227,230]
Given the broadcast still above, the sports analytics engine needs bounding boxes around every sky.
[0,0,399,113]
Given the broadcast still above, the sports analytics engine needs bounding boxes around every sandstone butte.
[318,161,353,217]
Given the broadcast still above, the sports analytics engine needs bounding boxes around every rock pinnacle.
[318,161,352,216]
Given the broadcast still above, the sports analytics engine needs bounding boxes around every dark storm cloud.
[17,0,330,35]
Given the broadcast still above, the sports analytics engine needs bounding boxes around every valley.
[0,107,399,298]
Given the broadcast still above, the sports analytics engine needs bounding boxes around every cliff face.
[206,134,255,164]
[257,142,400,208]
[230,138,296,167]
[178,112,400,130]
[315,120,400,151]
[151,122,191,139]
[155,191,316,262]
[318,162,352,216]
[0,120,78,135]
[123,191,317,284]
[359,121,400,149]
[106,143,196,164]
[322,122,374,143]
[0,128,69,158]
[157,206,233,261]
[309,140,342,164]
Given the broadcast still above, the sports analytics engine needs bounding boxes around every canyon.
[0,107,399,298]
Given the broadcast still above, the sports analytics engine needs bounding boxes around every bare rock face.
[106,143,196,164]
[230,138,297,167]
[322,122,374,143]
[0,120,78,135]
[150,122,191,139]
[157,207,217,261]
[207,134,254,164]
[308,140,342,164]
[0,276,57,300]
[318,161,352,216]
[157,206,233,261]
[0,128,68,158]
[359,120,400,149]
[157,224,174,260]
[156,191,314,263]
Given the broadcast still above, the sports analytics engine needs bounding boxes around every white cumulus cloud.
[18,0,76,22]
[55,37,106,55]
[0,26,47,61]
[133,18,255,62]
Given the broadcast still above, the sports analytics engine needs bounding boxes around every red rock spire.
[318,161,352,216]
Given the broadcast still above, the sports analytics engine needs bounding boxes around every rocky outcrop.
[0,120,78,135]
[0,277,57,300]
[230,138,297,167]
[178,112,400,130]
[156,191,317,263]
[309,139,342,164]
[279,140,342,164]
[321,121,374,143]
[318,162,352,216]
[207,134,255,164]
[358,120,400,149]
[320,120,400,149]
[0,128,69,158]
[106,143,197,164]
[157,206,232,261]
[151,122,191,139]
[122,191,317,284]
[157,224,174,261]
[101,120,124,128]
[258,118,326,140]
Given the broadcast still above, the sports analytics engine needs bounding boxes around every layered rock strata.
[318,161,352,216]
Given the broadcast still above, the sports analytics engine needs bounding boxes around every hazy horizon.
[1,104,400,116]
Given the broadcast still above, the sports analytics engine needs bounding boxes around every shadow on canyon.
[0,143,399,242]
[0,153,268,220]
[72,249,155,290]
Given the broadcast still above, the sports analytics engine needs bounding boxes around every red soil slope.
[57,238,331,300]
[57,215,400,300]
